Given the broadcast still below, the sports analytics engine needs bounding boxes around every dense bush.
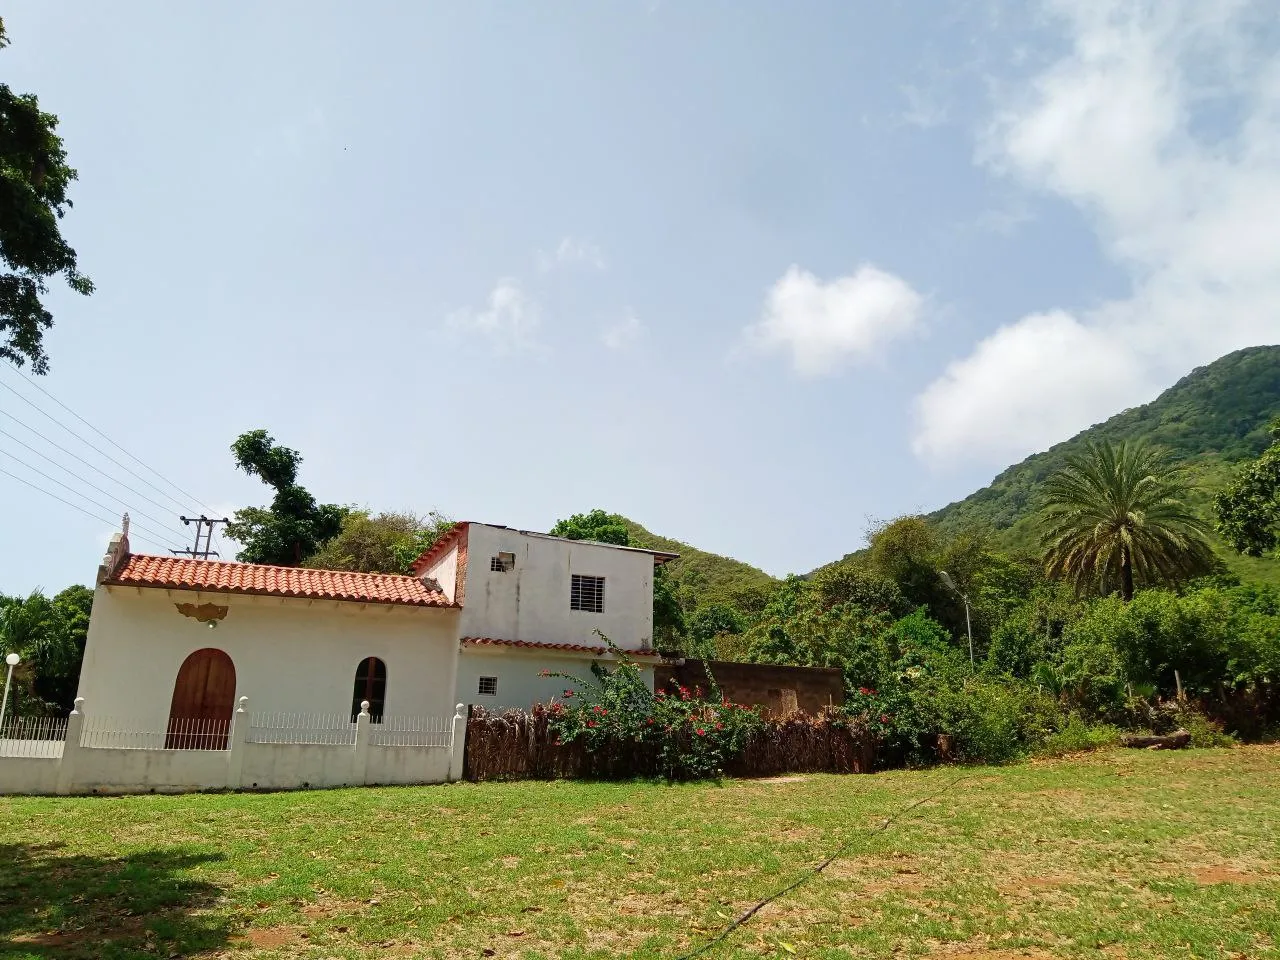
[542,640,766,780]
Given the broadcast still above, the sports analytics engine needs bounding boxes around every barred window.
[570,574,605,613]
[490,552,515,572]
[477,676,498,696]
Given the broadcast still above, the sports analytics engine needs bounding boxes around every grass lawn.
[1,747,1278,959]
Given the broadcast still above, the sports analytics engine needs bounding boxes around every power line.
[0,446,185,545]
[675,774,972,960]
[4,368,221,515]
[0,414,193,526]
[0,378,197,515]
[0,465,177,553]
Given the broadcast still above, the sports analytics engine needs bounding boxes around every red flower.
[538,669,551,677]
[859,686,873,695]
[593,705,603,714]
[880,714,890,723]
[563,690,575,698]
[679,686,691,700]
[695,728,706,736]
[715,722,724,731]
[587,720,597,728]
[655,690,666,699]
[722,697,730,707]
[646,717,655,725]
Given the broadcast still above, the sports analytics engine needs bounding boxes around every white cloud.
[744,264,924,377]
[536,237,606,273]
[914,0,1280,464]
[446,278,542,354]
[601,311,644,351]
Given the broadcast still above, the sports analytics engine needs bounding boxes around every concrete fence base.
[0,697,469,796]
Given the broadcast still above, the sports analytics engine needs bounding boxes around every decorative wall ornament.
[175,602,229,625]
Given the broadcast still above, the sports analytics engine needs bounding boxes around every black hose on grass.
[674,773,973,959]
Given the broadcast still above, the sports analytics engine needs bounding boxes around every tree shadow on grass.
[0,842,231,959]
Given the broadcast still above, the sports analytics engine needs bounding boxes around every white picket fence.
[80,716,232,751]
[368,714,453,748]
[0,697,469,795]
[0,716,68,758]
[247,712,357,746]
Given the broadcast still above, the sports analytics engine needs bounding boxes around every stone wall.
[654,660,844,717]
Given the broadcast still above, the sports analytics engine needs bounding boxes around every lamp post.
[0,652,19,732]
[939,572,974,666]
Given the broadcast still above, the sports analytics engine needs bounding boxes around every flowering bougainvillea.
[541,632,764,780]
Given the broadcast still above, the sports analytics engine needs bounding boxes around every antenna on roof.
[171,515,230,560]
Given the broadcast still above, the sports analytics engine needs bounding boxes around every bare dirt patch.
[237,925,305,949]
[1193,866,1269,886]
[755,775,811,783]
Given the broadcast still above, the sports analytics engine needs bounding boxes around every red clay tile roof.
[408,522,469,575]
[461,636,663,657]
[107,554,455,608]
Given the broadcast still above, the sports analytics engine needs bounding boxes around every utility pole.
[939,570,974,666]
[172,515,230,560]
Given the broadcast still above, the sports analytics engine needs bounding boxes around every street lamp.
[939,572,974,666]
[0,652,19,732]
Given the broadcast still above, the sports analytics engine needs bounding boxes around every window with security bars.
[490,552,515,572]
[570,574,605,613]
[477,676,498,696]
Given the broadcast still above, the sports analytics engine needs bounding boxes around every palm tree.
[1039,441,1214,601]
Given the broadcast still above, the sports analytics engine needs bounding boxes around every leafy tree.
[304,510,454,574]
[1040,440,1214,601]
[225,430,347,566]
[0,19,93,373]
[811,559,906,616]
[0,584,92,714]
[687,603,745,649]
[549,509,630,546]
[1215,419,1280,558]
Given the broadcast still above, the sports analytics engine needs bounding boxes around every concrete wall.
[460,524,655,649]
[456,647,655,711]
[0,705,466,795]
[654,660,845,717]
[77,585,461,726]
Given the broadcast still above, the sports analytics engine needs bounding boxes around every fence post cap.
[454,702,466,719]
[71,697,85,716]
[359,700,371,716]
[237,696,249,713]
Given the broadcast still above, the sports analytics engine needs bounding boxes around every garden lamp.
[0,652,19,732]
[939,572,974,666]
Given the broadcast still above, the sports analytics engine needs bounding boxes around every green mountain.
[621,518,779,613]
[929,344,1280,585]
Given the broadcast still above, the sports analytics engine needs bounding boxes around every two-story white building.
[77,520,676,735]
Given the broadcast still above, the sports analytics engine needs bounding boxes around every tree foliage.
[0,19,93,373]
[225,430,347,566]
[0,584,92,714]
[304,510,454,575]
[1040,441,1214,601]
[1215,419,1280,558]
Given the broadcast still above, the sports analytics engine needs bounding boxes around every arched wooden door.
[166,648,236,749]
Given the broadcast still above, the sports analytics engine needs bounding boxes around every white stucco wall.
[76,585,461,728]
[424,547,459,603]
[456,647,654,711]
[460,524,656,649]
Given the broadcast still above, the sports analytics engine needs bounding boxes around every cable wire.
[675,773,972,959]
[0,415,193,526]
[0,446,186,544]
[0,378,197,514]
[4,369,221,515]
[0,465,178,553]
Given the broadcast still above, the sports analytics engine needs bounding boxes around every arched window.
[351,657,387,722]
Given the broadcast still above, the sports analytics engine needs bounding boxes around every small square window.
[477,676,498,696]
[570,574,605,613]
[490,552,515,572]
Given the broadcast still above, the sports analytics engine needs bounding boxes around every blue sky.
[2,1,1278,594]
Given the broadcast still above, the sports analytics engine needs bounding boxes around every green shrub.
[1174,706,1238,748]
[1036,715,1121,757]
[542,637,764,781]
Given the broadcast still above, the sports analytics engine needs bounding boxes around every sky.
[2,0,1279,594]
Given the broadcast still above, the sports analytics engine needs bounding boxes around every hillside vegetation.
[620,517,779,612]
[929,345,1280,585]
